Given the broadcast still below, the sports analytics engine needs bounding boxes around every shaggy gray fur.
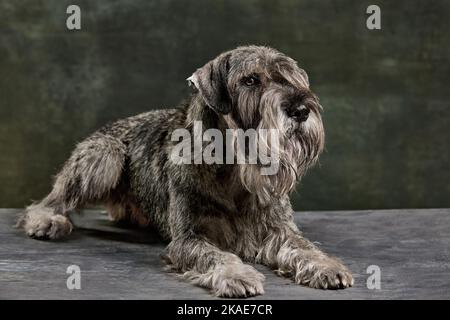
[18,46,353,297]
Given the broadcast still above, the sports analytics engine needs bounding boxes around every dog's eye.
[242,75,260,87]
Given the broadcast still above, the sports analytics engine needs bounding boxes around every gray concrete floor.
[0,208,449,299]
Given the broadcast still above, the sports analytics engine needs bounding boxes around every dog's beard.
[224,90,324,206]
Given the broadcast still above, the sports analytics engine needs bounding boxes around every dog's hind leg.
[17,132,126,239]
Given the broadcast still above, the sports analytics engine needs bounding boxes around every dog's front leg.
[257,197,353,289]
[165,191,264,297]
[167,235,265,297]
[260,224,353,289]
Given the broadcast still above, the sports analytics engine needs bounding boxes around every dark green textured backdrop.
[0,0,449,210]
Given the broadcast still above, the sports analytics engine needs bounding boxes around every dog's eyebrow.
[243,72,260,79]
[269,72,291,86]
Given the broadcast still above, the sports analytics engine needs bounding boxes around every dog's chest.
[194,212,267,260]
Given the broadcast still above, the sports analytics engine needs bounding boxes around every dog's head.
[188,46,325,204]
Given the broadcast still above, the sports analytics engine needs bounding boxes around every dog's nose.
[292,105,309,122]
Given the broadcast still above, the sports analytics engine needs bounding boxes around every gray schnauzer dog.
[18,46,353,297]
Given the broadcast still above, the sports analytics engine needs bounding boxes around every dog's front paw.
[17,206,73,240]
[185,262,265,298]
[211,263,265,298]
[294,256,354,289]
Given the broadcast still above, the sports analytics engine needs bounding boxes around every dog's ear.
[187,53,232,114]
